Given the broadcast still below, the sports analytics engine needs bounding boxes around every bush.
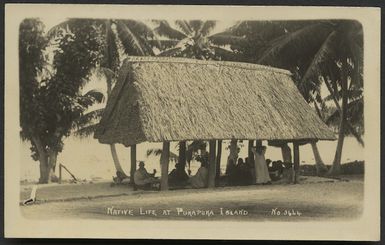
[300,161,364,176]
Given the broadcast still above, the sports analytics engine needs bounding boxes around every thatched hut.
[94,56,335,190]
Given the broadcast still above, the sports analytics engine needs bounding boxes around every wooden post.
[160,142,170,191]
[178,141,187,169]
[248,140,254,165]
[130,144,137,184]
[254,140,264,184]
[215,140,222,185]
[208,140,217,188]
[281,143,292,163]
[293,142,300,184]
[248,140,255,184]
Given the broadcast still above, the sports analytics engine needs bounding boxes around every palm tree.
[154,20,241,60]
[151,20,243,179]
[227,20,363,175]
[254,20,363,175]
[20,19,106,183]
[51,18,159,179]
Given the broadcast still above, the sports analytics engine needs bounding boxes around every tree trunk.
[38,153,49,184]
[312,101,328,174]
[130,144,136,184]
[310,141,328,175]
[160,142,170,191]
[281,143,292,163]
[110,144,126,176]
[215,140,222,184]
[325,79,364,147]
[208,140,216,188]
[328,61,348,176]
[329,122,345,175]
[47,149,58,183]
[31,135,49,184]
[226,139,238,174]
[178,141,187,170]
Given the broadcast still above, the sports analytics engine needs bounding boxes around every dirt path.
[20,180,363,221]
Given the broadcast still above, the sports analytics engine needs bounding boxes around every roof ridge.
[124,56,292,75]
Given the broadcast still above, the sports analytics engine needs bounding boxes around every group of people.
[132,146,295,189]
[133,160,209,190]
[227,146,272,185]
[265,159,293,182]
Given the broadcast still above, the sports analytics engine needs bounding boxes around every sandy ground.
[20,176,363,221]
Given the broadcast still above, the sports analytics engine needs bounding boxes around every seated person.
[276,162,293,184]
[269,160,284,181]
[113,170,129,184]
[266,159,272,168]
[245,157,256,184]
[168,163,189,187]
[226,159,238,186]
[133,161,159,188]
[235,158,251,186]
[188,162,209,188]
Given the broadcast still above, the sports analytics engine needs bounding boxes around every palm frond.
[199,21,216,36]
[102,20,120,72]
[325,97,363,125]
[154,21,187,40]
[115,20,145,55]
[146,148,179,161]
[73,123,99,138]
[212,47,241,61]
[157,47,182,57]
[175,20,193,36]
[74,109,104,129]
[188,20,204,33]
[208,33,247,46]
[151,39,180,49]
[118,19,161,49]
[83,89,105,103]
[257,22,333,64]
[300,31,337,86]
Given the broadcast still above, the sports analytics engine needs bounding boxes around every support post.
[160,142,170,191]
[215,140,222,185]
[208,140,217,188]
[248,140,254,165]
[293,142,300,184]
[130,144,137,184]
[248,140,256,184]
[178,141,187,169]
[281,143,292,163]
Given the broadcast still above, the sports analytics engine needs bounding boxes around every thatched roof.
[94,56,335,146]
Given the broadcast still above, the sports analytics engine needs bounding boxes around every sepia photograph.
[4,4,381,240]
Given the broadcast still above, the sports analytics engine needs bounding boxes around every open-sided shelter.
[94,56,335,190]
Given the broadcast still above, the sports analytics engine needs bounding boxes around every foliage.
[154,20,239,61]
[19,18,49,147]
[227,20,364,143]
[67,19,159,139]
[146,148,179,162]
[19,18,105,162]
